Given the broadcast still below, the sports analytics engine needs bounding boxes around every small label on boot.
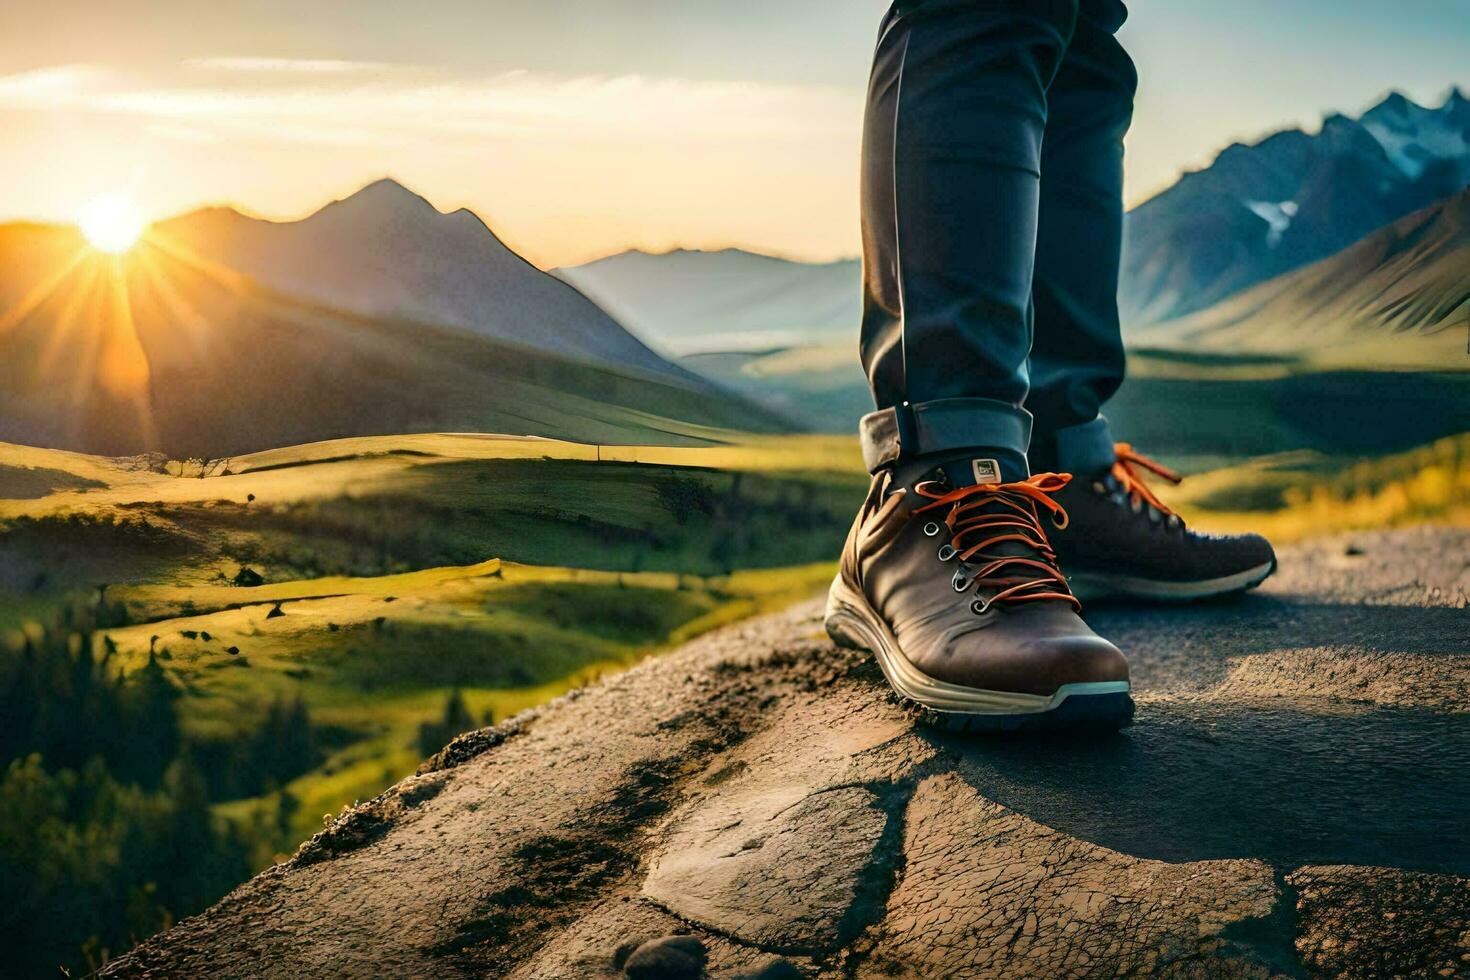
[971,459,1002,485]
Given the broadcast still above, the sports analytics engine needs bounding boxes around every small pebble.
[612,937,649,970]
[622,934,706,979]
[731,956,804,980]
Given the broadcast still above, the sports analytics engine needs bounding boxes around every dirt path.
[104,527,1470,978]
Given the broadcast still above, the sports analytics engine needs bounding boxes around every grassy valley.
[688,341,1470,471]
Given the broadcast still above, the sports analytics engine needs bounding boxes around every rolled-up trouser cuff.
[859,397,1032,474]
[1045,416,1117,477]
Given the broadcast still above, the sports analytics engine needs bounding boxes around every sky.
[1,0,1467,268]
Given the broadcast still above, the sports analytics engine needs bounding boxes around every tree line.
[0,605,311,977]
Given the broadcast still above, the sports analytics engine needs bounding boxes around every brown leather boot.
[826,469,1133,732]
[1052,443,1276,602]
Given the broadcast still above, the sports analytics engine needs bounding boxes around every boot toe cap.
[905,609,1129,696]
[1019,632,1130,688]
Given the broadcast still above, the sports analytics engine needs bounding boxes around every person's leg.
[1025,1,1276,601]
[834,0,1134,733]
[1025,0,1134,478]
[858,0,1080,486]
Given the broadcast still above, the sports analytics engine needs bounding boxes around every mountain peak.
[336,177,438,214]
[1373,90,1420,116]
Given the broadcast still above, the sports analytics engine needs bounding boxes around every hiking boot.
[1051,443,1276,601]
[825,468,1133,732]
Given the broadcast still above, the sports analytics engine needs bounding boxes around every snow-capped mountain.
[1361,89,1470,180]
[1122,88,1470,327]
[1131,186,1470,364]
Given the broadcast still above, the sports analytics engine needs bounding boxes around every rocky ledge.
[104,527,1469,978]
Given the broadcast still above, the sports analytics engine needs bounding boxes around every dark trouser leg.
[1026,0,1136,477]
[858,0,1080,484]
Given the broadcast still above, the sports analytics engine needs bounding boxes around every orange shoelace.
[913,473,1080,612]
[1112,442,1183,517]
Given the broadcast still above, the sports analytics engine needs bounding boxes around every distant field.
[688,345,1470,466]
[1105,360,1470,473]
[0,432,866,594]
[1170,432,1470,543]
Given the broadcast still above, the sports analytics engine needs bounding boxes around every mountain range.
[1121,88,1470,325]
[565,89,1470,357]
[3,89,1466,456]
[634,91,1470,437]
[1132,186,1470,362]
[0,188,788,457]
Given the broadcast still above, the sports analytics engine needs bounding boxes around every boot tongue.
[938,451,1029,489]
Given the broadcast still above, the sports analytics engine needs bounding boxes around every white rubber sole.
[824,575,1132,732]
[1067,559,1276,603]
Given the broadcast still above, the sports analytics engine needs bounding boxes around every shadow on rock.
[925,699,1469,874]
[1089,594,1469,670]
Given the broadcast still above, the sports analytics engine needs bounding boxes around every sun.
[79,194,146,254]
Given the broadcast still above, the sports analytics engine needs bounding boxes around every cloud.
[0,64,105,103]
[142,122,222,144]
[183,57,393,74]
[0,62,859,146]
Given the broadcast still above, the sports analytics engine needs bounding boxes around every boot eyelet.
[922,522,942,537]
[936,544,957,561]
[970,597,991,615]
[952,570,970,592]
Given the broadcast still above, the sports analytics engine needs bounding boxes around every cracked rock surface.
[102,528,1470,978]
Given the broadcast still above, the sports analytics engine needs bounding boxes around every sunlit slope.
[1161,432,1470,543]
[1134,187,1470,365]
[0,433,862,524]
[0,226,790,458]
